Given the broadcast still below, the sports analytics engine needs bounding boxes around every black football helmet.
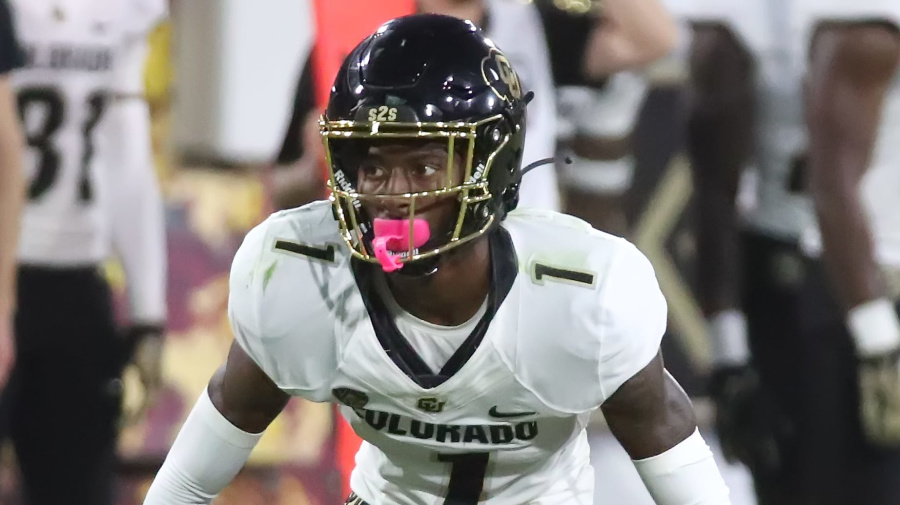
[321,13,529,268]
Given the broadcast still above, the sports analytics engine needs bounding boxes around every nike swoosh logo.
[489,406,536,419]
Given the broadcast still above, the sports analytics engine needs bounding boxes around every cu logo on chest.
[416,397,446,413]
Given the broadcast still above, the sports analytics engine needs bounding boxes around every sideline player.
[683,1,900,503]
[2,1,169,504]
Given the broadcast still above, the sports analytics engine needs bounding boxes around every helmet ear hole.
[481,119,511,149]
[482,125,504,151]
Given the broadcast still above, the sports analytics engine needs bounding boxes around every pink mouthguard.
[372,218,431,272]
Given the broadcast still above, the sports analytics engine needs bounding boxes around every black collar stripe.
[350,229,518,389]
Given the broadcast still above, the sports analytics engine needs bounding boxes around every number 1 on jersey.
[437,452,490,505]
[78,93,107,201]
[532,263,595,287]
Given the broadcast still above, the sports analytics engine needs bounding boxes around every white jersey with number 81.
[12,0,164,266]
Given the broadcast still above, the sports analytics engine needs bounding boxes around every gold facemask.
[321,113,511,266]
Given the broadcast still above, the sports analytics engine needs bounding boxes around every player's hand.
[121,324,165,424]
[0,314,14,390]
[857,351,900,446]
[709,365,783,472]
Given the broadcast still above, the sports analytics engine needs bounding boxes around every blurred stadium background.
[2,0,763,503]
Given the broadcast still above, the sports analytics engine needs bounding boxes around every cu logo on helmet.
[483,50,522,101]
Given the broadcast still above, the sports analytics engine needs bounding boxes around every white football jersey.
[12,0,165,266]
[673,0,900,266]
[229,201,667,505]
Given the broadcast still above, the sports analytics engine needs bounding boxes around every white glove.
[848,298,900,446]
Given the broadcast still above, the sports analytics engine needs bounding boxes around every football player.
[2,0,168,504]
[682,1,900,504]
[144,14,730,505]
[0,0,25,392]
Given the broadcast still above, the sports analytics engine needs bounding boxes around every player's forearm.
[143,389,262,505]
[807,82,883,310]
[0,77,24,315]
[107,101,168,324]
[689,144,743,316]
[111,174,167,323]
[612,374,731,504]
[686,27,754,317]
[807,26,900,312]
[145,343,289,503]
[811,181,881,309]
[633,428,732,505]
[0,162,23,316]
[603,360,731,504]
[584,0,679,78]
[603,355,697,459]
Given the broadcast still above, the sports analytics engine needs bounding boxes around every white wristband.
[143,389,263,505]
[707,309,750,367]
[633,428,732,505]
[847,298,900,358]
